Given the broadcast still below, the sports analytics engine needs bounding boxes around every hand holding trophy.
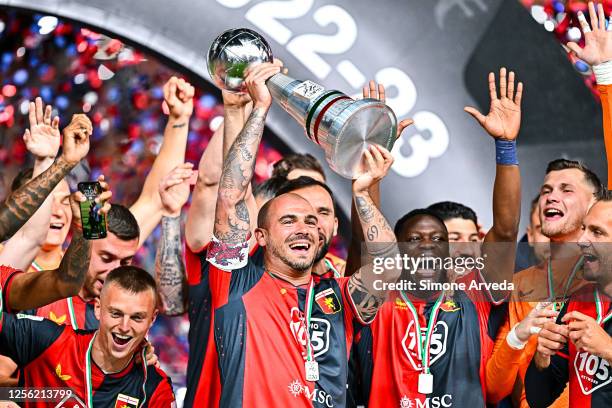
[207,28,398,179]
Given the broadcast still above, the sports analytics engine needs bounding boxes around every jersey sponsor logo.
[55,364,72,381]
[114,393,139,408]
[287,379,334,407]
[574,351,612,394]
[402,320,449,370]
[315,288,341,314]
[440,299,460,313]
[395,297,408,310]
[290,307,330,358]
[49,311,67,325]
[400,394,453,407]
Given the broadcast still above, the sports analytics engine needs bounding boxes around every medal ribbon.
[66,297,78,330]
[31,260,44,272]
[547,256,582,310]
[400,291,445,374]
[324,258,341,278]
[595,288,612,325]
[85,332,148,408]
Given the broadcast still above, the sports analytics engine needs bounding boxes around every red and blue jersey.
[525,285,612,407]
[352,273,504,408]
[0,313,174,407]
[185,233,364,408]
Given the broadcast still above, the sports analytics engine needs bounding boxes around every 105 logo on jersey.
[402,320,449,370]
[290,307,330,359]
[574,351,612,394]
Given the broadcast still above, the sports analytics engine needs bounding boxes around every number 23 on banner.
[215,0,449,178]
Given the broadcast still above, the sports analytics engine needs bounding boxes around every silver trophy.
[207,28,398,179]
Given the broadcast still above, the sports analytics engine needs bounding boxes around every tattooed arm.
[185,90,253,252]
[6,175,111,311]
[347,145,400,323]
[0,113,91,242]
[130,77,193,246]
[213,62,281,247]
[155,165,194,315]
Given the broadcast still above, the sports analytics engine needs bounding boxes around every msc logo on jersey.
[288,379,334,407]
[400,394,453,407]
[315,288,341,314]
[574,351,612,394]
[114,393,139,408]
[290,307,330,358]
[402,320,449,370]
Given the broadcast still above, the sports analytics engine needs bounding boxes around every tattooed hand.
[353,145,394,194]
[61,114,92,166]
[70,175,112,229]
[163,76,195,120]
[23,97,61,160]
[159,163,195,217]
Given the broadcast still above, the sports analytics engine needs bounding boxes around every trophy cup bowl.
[207,28,397,179]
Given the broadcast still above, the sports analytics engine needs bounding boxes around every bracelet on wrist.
[495,139,518,165]
[506,323,527,350]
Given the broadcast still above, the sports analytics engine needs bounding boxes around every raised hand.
[515,303,559,342]
[568,2,612,66]
[61,114,92,166]
[70,174,112,228]
[534,321,569,369]
[222,88,252,110]
[163,76,195,119]
[353,145,394,194]
[23,97,61,160]
[362,80,414,139]
[243,60,283,109]
[464,67,523,140]
[159,163,195,217]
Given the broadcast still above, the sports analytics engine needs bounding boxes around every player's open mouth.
[50,222,64,230]
[289,242,311,253]
[582,252,599,263]
[543,208,564,221]
[112,333,133,346]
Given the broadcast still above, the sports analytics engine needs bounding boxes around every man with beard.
[486,4,608,405]
[525,191,612,407]
[186,59,400,407]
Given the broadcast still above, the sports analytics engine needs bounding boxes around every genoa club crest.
[114,393,139,408]
[315,288,341,314]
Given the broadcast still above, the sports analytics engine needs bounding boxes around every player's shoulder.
[0,264,23,286]
[513,262,545,284]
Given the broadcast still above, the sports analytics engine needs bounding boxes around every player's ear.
[333,217,338,237]
[254,227,267,247]
[94,298,101,320]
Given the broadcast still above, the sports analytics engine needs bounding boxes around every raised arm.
[130,77,193,246]
[155,164,194,315]
[347,145,400,323]
[345,81,413,274]
[0,113,91,242]
[211,62,280,255]
[185,91,252,252]
[464,68,523,298]
[7,175,111,311]
[568,2,612,189]
[0,98,61,270]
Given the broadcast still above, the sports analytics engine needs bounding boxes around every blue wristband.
[495,139,518,165]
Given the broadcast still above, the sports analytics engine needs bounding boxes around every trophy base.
[317,99,397,179]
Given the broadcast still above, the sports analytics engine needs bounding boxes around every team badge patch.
[114,393,139,408]
[440,299,460,312]
[315,288,341,314]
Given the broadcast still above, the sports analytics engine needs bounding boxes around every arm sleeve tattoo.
[155,216,187,315]
[57,227,91,288]
[348,192,400,323]
[0,157,73,242]
[213,107,266,245]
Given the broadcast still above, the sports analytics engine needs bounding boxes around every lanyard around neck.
[595,288,612,325]
[85,332,148,407]
[547,257,582,307]
[399,291,445,374]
